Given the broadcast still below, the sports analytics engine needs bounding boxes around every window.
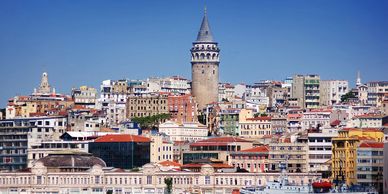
[205,176,210,184]
[147,176,152,184]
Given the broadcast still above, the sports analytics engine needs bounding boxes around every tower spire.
[196,7,214,43]
[356,70,361,87]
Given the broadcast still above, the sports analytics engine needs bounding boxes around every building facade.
[320,80,349,106]
[268,142,308,173]
[89,134,151,169]
[126,93,168,119]
[356,142,384,193]
[158,121,208,142]
[292,75,320,109]
[0,162,321,194]
[168,94,198,123]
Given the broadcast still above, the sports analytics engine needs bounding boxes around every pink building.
[229,146,269,172]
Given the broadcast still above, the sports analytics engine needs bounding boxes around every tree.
[131,113,171,129]
[164,177,173,194]
[341,92,356,102]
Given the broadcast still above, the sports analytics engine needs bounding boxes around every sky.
[0,0,387,106]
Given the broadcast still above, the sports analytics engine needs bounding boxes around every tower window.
[213,70,215,74]
[202,70,205,74]
[206,31,208,35]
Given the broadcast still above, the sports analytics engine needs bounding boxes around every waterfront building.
[356,142,384,193]
[0,160,321,194]
[0,116,67,171]
[307,128,338,178]
[191,9,220,110]
[88,134,151,169]
[331,128,384,186]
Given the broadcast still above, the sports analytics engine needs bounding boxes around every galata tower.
[191,8,220,110]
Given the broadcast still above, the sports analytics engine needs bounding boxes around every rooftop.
[94,134,151,143]
[359,142,384,148]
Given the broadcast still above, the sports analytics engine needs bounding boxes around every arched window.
[212,53,216,59]
[200,53,205,59]
[206,53,211,59]
[195,53,199,60]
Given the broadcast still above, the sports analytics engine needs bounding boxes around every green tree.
[164,177,173,194]
[341,92,356,102]
[132,113,171,129]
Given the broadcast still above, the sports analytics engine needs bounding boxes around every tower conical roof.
[196,8,214,43]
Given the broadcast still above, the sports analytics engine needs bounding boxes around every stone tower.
[191,8,220,110]
[37,72,51,94]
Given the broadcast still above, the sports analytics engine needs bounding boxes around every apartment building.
[292,74,320,109]
[126,93,168,119]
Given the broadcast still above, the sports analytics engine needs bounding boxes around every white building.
[0,162,321,194]
[307,128,338,175]
[158,121,208,142]
[301,110,331,130]
[320,80,349,106]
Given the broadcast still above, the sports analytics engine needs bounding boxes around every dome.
[36,151,106,169]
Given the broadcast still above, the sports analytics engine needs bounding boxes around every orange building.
[168,94,198,123]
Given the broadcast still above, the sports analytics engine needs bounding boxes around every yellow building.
[331,128,384,186]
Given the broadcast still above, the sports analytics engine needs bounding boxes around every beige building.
[126,93,168,119]
[320,80,349,106]
[149,135,173,163]
[0,159,321,194]
[158,121,208,142]
[72,86,97,108]
[191,10,220,110]
[268,142,308,173]
[239,109,272,139]
[292,74,320,109]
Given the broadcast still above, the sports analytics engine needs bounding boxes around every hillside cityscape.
[0,2,387,194]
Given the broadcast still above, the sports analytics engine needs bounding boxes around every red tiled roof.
[309,109,332,113]
[239,146,269,153]
[330,120,341,126]
[158,160,182,167]
[246,116,271,121]
[359,142,384,148]
[94,134,150,143]
[354,114,387,119]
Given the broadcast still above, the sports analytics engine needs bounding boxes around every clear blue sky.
[1,0,387,106]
